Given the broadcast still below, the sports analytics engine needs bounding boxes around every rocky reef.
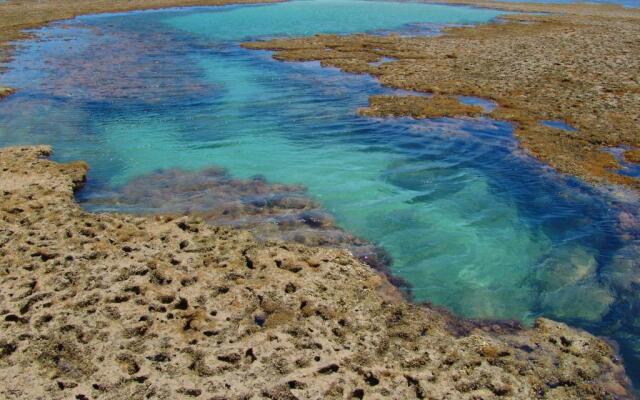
[358,95,484,120]
[625,150,640,165]
[0,146,634,399]
[19,24,216,104]
[84,167,402,290]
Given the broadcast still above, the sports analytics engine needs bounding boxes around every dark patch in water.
[83,167,411,294]
[17,22,214,105]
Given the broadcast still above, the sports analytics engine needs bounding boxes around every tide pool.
[1,0,639,387]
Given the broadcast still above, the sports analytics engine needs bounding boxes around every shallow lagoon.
[1,0,639,386]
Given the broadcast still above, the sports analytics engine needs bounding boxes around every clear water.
[458,95,498,112]
[540,119,577,131]
[1,0,639,387]
[607,147,640,179]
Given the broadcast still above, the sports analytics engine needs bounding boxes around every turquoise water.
[165,0,506,39]
[1,0,639,386]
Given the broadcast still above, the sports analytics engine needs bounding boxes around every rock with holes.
[0,146,633,399]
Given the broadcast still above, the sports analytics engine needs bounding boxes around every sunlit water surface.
[1,0,639,387]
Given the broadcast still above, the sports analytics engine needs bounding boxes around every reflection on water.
[0,0,639,388]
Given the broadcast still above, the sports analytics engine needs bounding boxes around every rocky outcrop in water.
[84,167,403,290]
[358,95,484,119]
[0,145,634,399]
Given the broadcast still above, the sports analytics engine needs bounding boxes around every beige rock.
[0,145,634,399]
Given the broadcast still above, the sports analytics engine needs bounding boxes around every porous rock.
[0,145,633,399]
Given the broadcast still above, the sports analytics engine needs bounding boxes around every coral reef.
[0,145,634,399]
[243,2,640,190]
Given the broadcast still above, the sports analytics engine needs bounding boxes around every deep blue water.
[0,0,639,387]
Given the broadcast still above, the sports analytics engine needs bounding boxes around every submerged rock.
[23,23,214,104]
[0,145,633,399]
[535,246,598,292]
[604,244,640,294]
[0,87,14,98]
[84,166,410,292]
[533,246,615,322]
[539,280,615,322]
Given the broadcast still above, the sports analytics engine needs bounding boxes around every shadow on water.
[0,0,639,389]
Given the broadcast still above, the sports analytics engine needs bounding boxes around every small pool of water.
[1,0,639,388]
[458,95,498,112]
[369,56,398,67]
[540,119,578,132]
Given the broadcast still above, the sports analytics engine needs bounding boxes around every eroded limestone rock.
[0,146,633,399]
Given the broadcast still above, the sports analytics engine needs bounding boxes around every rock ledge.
[0,146,633,399]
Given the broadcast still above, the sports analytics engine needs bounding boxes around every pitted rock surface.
[0,146,633,399]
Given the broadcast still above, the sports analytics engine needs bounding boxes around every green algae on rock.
[0,146,635,398]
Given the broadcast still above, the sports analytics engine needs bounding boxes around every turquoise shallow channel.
[1,0,639,387]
